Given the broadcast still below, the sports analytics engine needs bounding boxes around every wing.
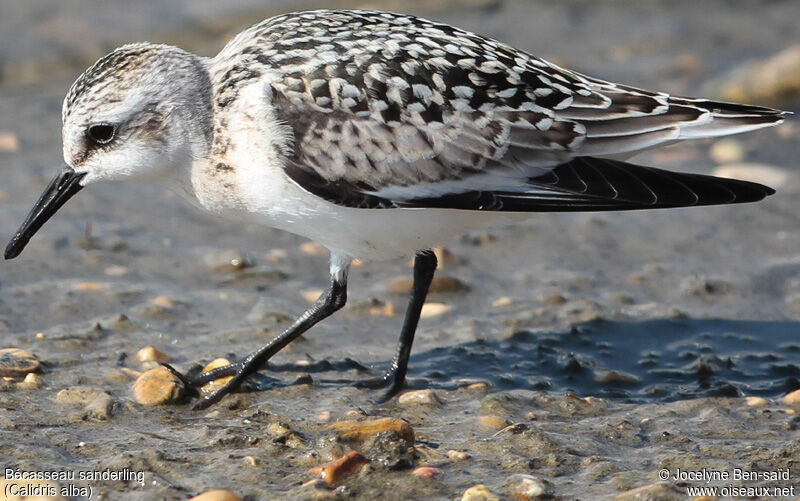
[249,10,784,210]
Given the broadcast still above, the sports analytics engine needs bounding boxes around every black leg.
[356,249,437,400]
[186,262,349,410]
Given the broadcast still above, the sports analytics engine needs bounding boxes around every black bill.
[5,165,86,259]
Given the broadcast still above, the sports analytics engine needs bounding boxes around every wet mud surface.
[1,0,800,499]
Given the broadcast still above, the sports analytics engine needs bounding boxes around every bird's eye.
[87,124,116,145]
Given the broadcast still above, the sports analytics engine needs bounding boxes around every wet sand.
[1,1,799,499]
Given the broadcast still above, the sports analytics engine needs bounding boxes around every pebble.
[398,389,440,406]
[199,358,234,396]
[543,293,567,306]
[461,484,500,501]
[133,366,185,405]
[317,411,332,422]
[420,302,452,318]
[264,248,287,264]
[85,392,115,420]
[783,389,800,406]
[17,372,43,389]
[309,451,369,484]
[205,249,255,271]
[411,466,443,479]
[478,415,509,430]
[464,382,490,391]
[0,348,41,377]
[447,450,471,461]
[151,295,180,308]
[104,265,130,276]
[507,474,550,500]
[594,370,641,385]
[386,275,468,294]
[74,282,108,291]
[712,163,788,188]
[327,417,415,443]
[745,396,769,407]
[136,346,169,365]
[188,489,243,501]
[491,296,514,308]
[299,241,329,257]
[0,132,20,152]
[54,387,107,405]
[709,139,744,164]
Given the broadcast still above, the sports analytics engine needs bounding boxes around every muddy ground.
[1,0,800,499]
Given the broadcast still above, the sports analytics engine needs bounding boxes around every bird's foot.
[353,369,406,403]
[160,360,249,410]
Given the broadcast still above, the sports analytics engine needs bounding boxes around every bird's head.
[6,43,212,259]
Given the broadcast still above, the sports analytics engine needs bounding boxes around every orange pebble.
[309,451,369,484]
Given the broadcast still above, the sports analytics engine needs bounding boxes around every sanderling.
[5,10,787,409]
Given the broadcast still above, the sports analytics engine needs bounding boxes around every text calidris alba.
[5,10,787,409]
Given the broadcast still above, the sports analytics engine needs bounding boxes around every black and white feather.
[208,10,786,211]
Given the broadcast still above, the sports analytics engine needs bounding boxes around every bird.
[4,9,787,410]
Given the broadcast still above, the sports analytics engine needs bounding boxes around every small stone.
[317,411,332,422]
[411,466,443,479]
[300,241,329,257]
[745,396,769,407]
[243,456,258,466]
[327,417,415,443]
[136,346,169,365]
[478,415,509,430]
[783,389,800,406]
[461,484,500,501]
[104,265,130,276]
[188,489,243,501]
[465,382,490,391]
[420,302,452,318]
[386,275,468,294]
[0,132,20,152]
[303,289,324,303]
[133,366,185,405]
[447,450,470,461]
[309,451,369,484]
[349,297,397,317]
[205,249,255,271]
[491,296,514,308]
[55,387,106,405]
[0,348,41,377]
[74,282,108,291]
[85,393,115,420]
[17,372,43,389]
[594,370,641,385]
[151,295,179,308]
[199,358,234,397]
[507,474,550,500]
[543,293,567,306]
[398,389,440,406]
[712,163,788,188]
[709,139,744,163]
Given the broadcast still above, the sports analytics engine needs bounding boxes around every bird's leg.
[355,249,437,401]
[184,253,351,410]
